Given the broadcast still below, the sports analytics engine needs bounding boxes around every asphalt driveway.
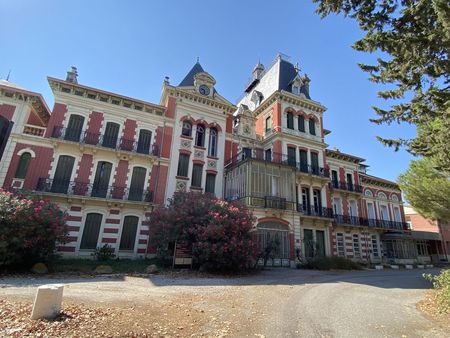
[0,268,447,337]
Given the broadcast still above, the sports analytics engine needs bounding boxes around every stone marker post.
[31,284,64,320]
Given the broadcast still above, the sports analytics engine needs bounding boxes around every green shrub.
[0,189,68,268]
[149,192,257,272]
[424,269,450,313]
[92,244,116,261]
[307,256,363,270]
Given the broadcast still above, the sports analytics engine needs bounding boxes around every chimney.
[252,62,264,80]
[66,66,78,84]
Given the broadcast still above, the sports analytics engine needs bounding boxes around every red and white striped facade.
[0,56,414,263]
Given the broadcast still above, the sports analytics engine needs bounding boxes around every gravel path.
[0,268,448,337]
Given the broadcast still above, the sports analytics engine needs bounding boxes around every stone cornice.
[326,149,365,164]
[252,91,326,118]
[163,85,236,114]
[360,174,400,190]
[48,77,167,117]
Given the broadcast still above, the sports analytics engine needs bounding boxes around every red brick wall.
[86,111,103,139]
[3,143,53,190]
[273,140,282,162]
[226,114,233,134]
[273,102,282,132]
[45,103,67,138]
[224,139,232,165]
[26,111,44,126]
[160,126,173,159]
[165,96,176,118]
[0,104,16,121]
[113,160,129,188]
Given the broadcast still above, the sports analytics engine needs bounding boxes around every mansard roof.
[178,62,205,87]
[278,59,311,99]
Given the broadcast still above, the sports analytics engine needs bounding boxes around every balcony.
[227,151,329,178]
[227,195,296,211]
[333,214,408,230]
[297,204,334,218]
[51,126,159,156]
[36,178,154,203]
[329,181,363,194]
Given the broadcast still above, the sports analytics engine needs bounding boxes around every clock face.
[244,125,251,134]
[199,85,210,96]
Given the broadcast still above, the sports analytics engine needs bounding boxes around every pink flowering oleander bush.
[148,192,257,272]
[0,189,69,268]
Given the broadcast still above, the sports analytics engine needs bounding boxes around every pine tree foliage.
[398,158,450,221]
[313,0,450,172]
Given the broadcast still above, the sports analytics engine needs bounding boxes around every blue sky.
[0,0,416,182]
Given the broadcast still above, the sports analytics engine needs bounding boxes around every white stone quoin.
[31,284,64,320]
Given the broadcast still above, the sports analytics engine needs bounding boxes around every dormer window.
[292,85,300,95]
[251,90,263,107]
[182,121,192,137]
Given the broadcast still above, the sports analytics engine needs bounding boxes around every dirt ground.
[1,269,449,338]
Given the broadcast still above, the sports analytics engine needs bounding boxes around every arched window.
[377,192,387,200]
[391,194,399,202]
[298,115,305,132]
[182,121,192,137]
[309,119,316,135]
[208,128,218,157]
[286,112,294,129]
[364,189,373,197]
[195,124,205,147]
[15,152,32,179]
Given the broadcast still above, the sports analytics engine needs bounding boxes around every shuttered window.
[128,167,146,201]
[65,114,84,142]
[191,164,203,187]
[15,152,32,179]
[287,112,294,129]
[137,129,152,154]
[80,213,103,250]
[205,173,216,194]
[309,119,316,135]
[298,115,305,132]
[119,216,139,251]
[177,154,189,177]
[102,122,120,148]
[51,155,75,193]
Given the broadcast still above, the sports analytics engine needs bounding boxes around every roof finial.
[196,56,200,63]
[6,69,11,81]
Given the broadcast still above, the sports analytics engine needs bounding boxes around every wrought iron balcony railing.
[333,214,408,230]
[297,204,334,218]
[227,151,330,178]
[36,178,154,202]
[329,181,363,193]
[51,126,159,156]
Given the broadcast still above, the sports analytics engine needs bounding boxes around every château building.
[1,54,435,265]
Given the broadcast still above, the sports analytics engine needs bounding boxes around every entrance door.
[316,230,326,257]
[92,161,112,198]
[128,167,146,201]
[304,229,314,258]
[52,155,75,193]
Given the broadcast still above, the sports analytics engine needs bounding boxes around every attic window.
[145,107,152,113]
[61,87,71,93]
[4,92,13,98]
[123,102,132,108]
[99,96,108,102]
[292,86,300,95]
[111,99,120,105]
[74,90,84,96]
[134,105,143,111]
[87,93,96,100]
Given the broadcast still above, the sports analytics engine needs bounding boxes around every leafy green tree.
[313,0,450,172]
[398,158,450,221]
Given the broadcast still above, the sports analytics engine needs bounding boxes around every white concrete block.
[426,264,434,268]
[405,264,413,269]
[31,284,64,320]
[375,265,383,270]
[417,265,425,269]
[390,265,399,269]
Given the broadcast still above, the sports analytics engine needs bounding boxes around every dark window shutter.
[191,164,203,187]
[119,216,139,251]
[129,167,146,201]
[80,213,103,249]
[287,113,294,129]
[52,155,75,193]
[65,115,84,142]
[15,152,32,179]
[103,122,120,148]
[205,173,216,194]
[309,120,316,135]
[298,116,305,132]
[137,129,152,154]
[177,154,189,177]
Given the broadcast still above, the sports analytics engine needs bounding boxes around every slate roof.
[277,59,311,99]
[178,62,205,86]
